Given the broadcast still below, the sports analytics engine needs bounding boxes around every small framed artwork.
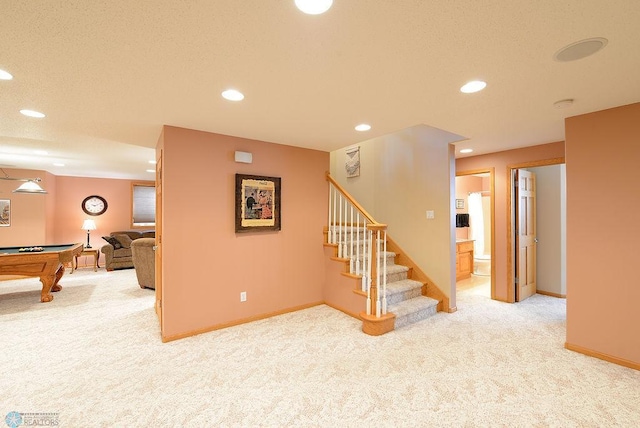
[0,199,10,226]
[235,174,281,233]
[345,146,360,178]
[456,199,465,209]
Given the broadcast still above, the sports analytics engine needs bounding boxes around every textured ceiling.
[1,1,639,179]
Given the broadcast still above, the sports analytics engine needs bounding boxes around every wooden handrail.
[326,172,377,224]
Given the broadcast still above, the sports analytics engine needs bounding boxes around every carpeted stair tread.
[384,278,423,295]
[388,296,439,329]
[380,264,407,274]
[384,279,423,305]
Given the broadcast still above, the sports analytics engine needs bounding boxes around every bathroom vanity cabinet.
[456,240,474,281]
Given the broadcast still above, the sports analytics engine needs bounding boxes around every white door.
[516,169,537,301]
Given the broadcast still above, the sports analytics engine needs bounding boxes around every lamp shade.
[82,219,97,231]
[13,180,47,194]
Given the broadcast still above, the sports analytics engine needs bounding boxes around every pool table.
[0,243,83,302]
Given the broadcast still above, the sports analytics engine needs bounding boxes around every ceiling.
[1,1,639,180]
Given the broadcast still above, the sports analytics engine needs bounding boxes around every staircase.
[326,226,440,331]
[324,173,447,335]
[383,255,439,329]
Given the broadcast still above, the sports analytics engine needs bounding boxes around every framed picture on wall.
[0,199,10,226]
[345,146,360,178]
[456,199,465,209]
[235,174,281,233]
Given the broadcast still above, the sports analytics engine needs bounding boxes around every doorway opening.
[507,159,565,302]
[455,168,495,299]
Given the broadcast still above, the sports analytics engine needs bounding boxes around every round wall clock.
[82,195,108,216]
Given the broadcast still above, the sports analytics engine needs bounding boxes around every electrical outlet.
[426,210,435,219]
[240,291,247,302]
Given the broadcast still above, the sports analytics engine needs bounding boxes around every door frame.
[506,157,564,303]
[455,167,496,300]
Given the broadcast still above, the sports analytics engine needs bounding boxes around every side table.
[71,248,100,273]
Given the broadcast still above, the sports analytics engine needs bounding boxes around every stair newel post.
[367,223,386,318]
[382,228,388,315]
[337,194,343,258]
[360,221,394,335]
[327,185,332,244]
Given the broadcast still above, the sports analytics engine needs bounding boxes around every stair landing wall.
[322,245,366,318]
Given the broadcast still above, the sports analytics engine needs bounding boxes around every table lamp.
[82,219,97,248]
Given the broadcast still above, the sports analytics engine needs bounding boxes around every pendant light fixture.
[0,168,48,194]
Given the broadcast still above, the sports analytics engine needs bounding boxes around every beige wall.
[455,141,565,302]
[565,103,640,365]
[160,126,329,340]
[331,125,462,310]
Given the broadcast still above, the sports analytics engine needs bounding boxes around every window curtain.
[468,192,484,257]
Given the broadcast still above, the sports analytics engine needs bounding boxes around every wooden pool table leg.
[39,263,64,303]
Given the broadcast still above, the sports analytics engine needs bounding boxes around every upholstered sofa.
[131,238,155,289]
[100,230,155,271]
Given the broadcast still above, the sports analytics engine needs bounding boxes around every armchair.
[131,238,156,289]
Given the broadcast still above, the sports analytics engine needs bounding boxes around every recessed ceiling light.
[0,69,13,80]
[553,99,574,109]
[295,0,333,14]
[554,38,608,62]
[221,89,244,101]
[53,163,65,167]
[20,109,45,118]
[146,169,155,173]
[148,160,157,164]
[355,124,371,132]
[34,150,48,156]
[460,81,487,94]
[460,149,473,154]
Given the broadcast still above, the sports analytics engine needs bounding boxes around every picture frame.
[0,199,10,227]
[456,199,465,209]
[345,146,360,178]
[235,174,281,233]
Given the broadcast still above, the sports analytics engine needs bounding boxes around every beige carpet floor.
[1,269,639,427]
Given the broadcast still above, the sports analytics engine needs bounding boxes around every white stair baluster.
[338,194,342,258]
[365,229,372,315]
[355,212,360,276]
[361,220,368,292]
[376,230,381,318]
[349,205,354,273]
[342,198,348,259]
[327,185,332,244]
[368,229,373,308]
[382,229,388,315]
[332,187,337,244]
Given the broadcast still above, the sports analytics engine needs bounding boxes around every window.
[132,183,156,227]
